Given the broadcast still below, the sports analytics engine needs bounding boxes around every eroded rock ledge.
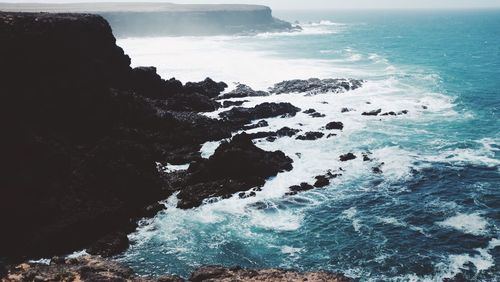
[5,256,352,282]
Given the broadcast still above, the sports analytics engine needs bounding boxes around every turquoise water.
[117,10,500,281]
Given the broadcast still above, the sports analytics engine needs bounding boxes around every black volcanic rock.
[242,119,268,130]
[270,78,363,95]
[340,153,357,162]
[314,175,330,188]
[362,109,382,116]
[325,121,344,130]
[0,12,233,262]
[247,126,300,141]
[218,83,269,99]
[184,77,228,99]
[296,131,324,140]
[219,102,300,125]
[176,133,293,208]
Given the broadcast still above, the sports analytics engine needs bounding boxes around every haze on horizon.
[3,0,500,10]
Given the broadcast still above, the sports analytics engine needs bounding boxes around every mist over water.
[116,10,500,281]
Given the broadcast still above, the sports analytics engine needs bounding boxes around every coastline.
[0,11,350,281]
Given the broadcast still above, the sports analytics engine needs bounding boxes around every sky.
[3,0,500,10]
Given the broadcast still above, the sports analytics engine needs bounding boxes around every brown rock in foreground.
[190,266,352,282]
[5,256,352,282]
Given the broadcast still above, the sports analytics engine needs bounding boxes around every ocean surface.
[115,10,500,281]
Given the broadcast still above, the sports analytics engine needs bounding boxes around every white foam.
[342,207,363,232]
[437,213,489,236]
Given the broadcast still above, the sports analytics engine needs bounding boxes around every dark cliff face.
[0,12,232,262]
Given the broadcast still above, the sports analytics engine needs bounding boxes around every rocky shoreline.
[0,11,362,280]
[4,256,352,282]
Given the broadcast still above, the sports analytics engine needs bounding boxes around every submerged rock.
[362,109,382,116]
[339,153,357,162]
[270,78,363,95]
[190,266,353,282]
[296,131,324,140]
[218,83,269,99]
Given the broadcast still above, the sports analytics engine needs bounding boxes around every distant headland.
[0,2,298,36]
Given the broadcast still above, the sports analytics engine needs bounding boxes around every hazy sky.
[4,0,500,10]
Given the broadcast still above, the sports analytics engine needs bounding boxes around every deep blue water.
[117,10,500,281]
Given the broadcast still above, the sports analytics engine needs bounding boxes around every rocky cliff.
[0,3,295,37]
[0,10,301,265]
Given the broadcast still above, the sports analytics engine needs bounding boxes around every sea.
[114,9,500,281]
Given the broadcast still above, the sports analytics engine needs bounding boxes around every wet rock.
[222,100,248,108]
[381,111,397,116]
[242,120,268,130]
[325,121,344,130]
[362,109,382,116]
[287,182,314,195]
[218,83,269,99]
[86,232,129,257]
[399,110,409,115]
[247,127,300,141]
[327,133,337,138]
[219,102,300,125]
[270,78,363,95]
[303,108,326,118]
[176,133,293,208]
[190,266,353,282]
[314,175,330,188]
[184,77,228,99]
[372,162,385,174]
[341,108,353,113]
[362,153,372,162]
[339,153,357,162]
[296,131,324,140]
[276,127,301,137]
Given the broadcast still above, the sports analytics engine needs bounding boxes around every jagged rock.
[296,131,324,140]
[286,182,314,195]
[327,133,337,138]
[362,109,382,116]
[242,120,269,130]
[269,78,363,95]
[176,133,293,209]
[303,108,325,118]
[219,102,300,125]
[381,111,397,116]
[339,153,357,162]
[362,153,372,162]
[190,266,353,282]
[276,127,301,137]
[218,83,269,99]
[167,92,220,112]
[325,121,344,130]
[222,100,248,108]
[184,77,228,99]
[131,66,183,99]
[246,127,300,141]
[341,108,353,113]
[313,175,330,188]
